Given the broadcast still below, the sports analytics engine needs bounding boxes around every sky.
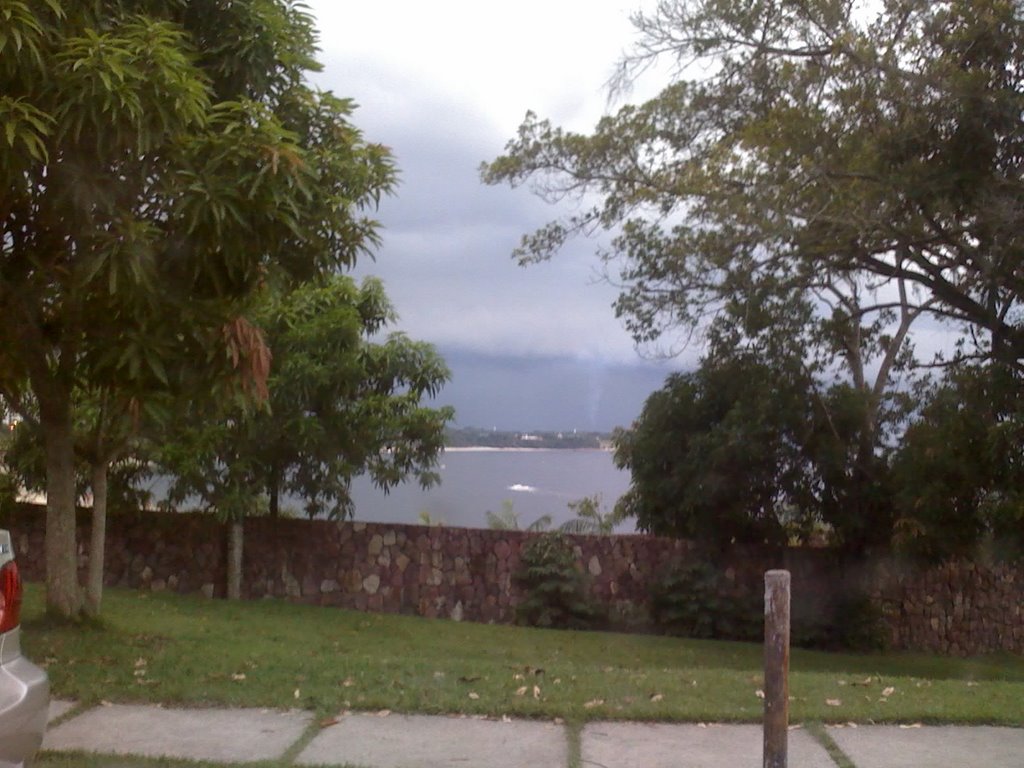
[303,0,684,432]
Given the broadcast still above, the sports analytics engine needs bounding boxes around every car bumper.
[0,656,50,768]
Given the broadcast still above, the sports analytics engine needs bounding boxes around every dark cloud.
[309,5,693,429]
[433,349,677,432]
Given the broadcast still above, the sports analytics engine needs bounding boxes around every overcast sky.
[303,0,684,431]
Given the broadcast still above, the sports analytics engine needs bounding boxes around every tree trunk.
[227,517,244,600]
[269,478,279,520]
[40,395,83,618]
[84,461,108,617]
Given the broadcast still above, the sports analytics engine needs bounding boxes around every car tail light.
[0,560,22,633]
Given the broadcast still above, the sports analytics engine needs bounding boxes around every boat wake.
[507,483,538,493]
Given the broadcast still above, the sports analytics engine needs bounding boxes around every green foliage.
[158,275,454,521]
[891,363,1024,562]
[615,343,905,553]
[559,494,628,535]
[513,533,599,629]
[0,0,398,615]
[484,0,1024,367]
[791,592,890,654]
[648,558,760,641]
[486,500,551,532]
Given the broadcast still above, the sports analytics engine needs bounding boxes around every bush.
[648,558,761,641]
[512,533,599,629]
[792,591,889,652]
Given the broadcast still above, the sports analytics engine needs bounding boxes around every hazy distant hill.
[445,427,611,450]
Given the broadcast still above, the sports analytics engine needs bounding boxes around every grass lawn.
[22,583,1024,726]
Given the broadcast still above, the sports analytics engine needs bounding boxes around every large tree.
[482,0,1023,547]
[0,1,394,616]
[484,0,1024,366]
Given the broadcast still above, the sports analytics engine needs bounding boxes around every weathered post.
[763,569,791,768]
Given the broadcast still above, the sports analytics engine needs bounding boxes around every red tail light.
[0,560,22,633]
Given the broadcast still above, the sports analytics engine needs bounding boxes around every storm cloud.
[308,1,682,429]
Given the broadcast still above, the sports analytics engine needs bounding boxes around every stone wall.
[868,559,1024,655]
[4,505,1023,655]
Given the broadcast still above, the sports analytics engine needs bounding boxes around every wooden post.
[763,569,791,768]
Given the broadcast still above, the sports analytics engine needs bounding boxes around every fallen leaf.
[553,717,565,725]
[583,699,604,709]
[837,680,847,686]
[755,689,765,699]
[319,717,339,728]
[650,693,664,702]
[513,673,525,681]
[515,686,528,696]
[882,686,895,697]
[134,658,147,668]
[458,675,481,684]
[553,678,562,684]
[851,677,874,686]
[899,723,923,729]
[501,715,512,723]
[966,681,979,687]
[433,671,445,679]
[293,688,301,699]
[532,685,541,699]
[341,678,355,687]
[826,698,842,707]
[133,669,146,678]
[377,709,391,717]
[846,722,858,728]
[468,692,480,700]
[231,673,246,682]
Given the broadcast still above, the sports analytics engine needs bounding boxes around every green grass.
[21,584,1024,726]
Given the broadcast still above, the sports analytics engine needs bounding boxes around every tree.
[484,0,1024,368]
[158,275,454,597]
[482,0,1023,549]
[0,1,395,616]
[891,363,1024,561]
[614,345,907,551]
[614,354,810,546]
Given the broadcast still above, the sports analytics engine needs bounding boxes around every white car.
[0,529,49,768]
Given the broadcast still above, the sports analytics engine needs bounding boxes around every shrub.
[512,533,599,629]
[648,558,761,641]
[792,590,890,652]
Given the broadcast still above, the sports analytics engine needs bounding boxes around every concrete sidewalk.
[41,700,1024,767]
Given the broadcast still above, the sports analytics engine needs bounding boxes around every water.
[342,448,635,530]
[143,448,635,531]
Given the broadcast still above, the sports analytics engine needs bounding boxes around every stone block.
[363,574,381,594]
